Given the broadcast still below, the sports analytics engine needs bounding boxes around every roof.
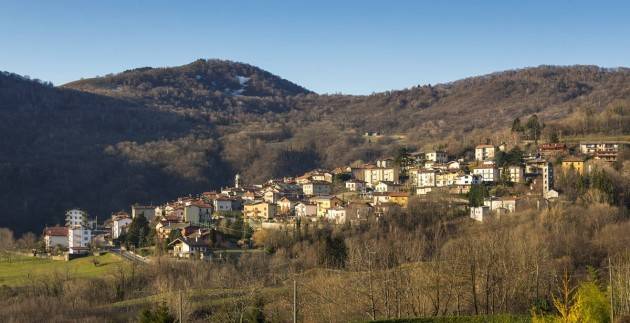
[168,237,209,248]
[563,157,585,162]
[476,144,494,148]
[44,226,68,237]
[387,192,410,197]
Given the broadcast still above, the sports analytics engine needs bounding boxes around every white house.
[425,151,448,163]
[472,166,499,182]
[363,166,400,186]
[302,181,332,196]
[470,206,491,222]
[169,237,210,258]
[68,225,92,254]
[295,202,318,218]
[213,196,233,212]
[484,197,517,213]
[374,181,402,193]
[65,209,88,227]
[447,161,461,170]
[417,170,437,187]
[112,213,132,239]
[43,226,68,251]
[345,179,366,192]
[326,207,347,224]
[457,174,482,185]
[475,145,496,161]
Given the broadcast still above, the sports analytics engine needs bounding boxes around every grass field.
[0,253,125,286]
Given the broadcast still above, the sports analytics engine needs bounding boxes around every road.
[110,248,150,265]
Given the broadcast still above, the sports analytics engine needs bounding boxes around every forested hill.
[63,59,312,109]
[2,63,630,234]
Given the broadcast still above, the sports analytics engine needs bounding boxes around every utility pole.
[179,289,183,323]
[609,257,614,323]
[293,279,297,323]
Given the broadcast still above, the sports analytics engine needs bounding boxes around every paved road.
[110,248,150,265]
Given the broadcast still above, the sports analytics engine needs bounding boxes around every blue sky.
[1,1,629,94]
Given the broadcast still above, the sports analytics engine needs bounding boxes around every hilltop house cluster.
[42,140,623,258]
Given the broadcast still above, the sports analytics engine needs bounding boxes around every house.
[457,174,482,186]
[345,202,374,222]
[484,197,517,214]
[580,142,620,155]
[363,165,400,186]
[213,196,234,212]
[539,143,567,157]
[435,171,459,187]
[373,192,409,208]
[68,225,92,254]
[155,222,190,240]
[310,196,344,217]
[561,157,585,175]
[277,196,298,214]
[187,201,213,223]
[388,192,409,208]
[376,158,395,168]
[345,179,366,192]
[416,187,434,195]
[375,181,402,192]
[505,165,525,183]
[244,201,276,220]
[475,145,496,161]
[302,181,332,196]
[472,166,499,182]
[43,226,68,251]
[65,209,88,227]
[525,158,550,175]
[111,212,132,239]
[447,161,461,170]
[294,202,318,218]
[132,204,156,221]
[425,151,448,163]
[417,170,437,188]
[169,237,210,258]
[470,206,491,222]
[325,207,347,224]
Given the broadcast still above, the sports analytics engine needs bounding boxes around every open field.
[0,253,125,286]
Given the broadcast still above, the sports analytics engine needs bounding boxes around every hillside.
[2,63,630,233]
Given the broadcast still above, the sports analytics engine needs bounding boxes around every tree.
[138,301,176,323]
[125,214,150,249]
[512,117,524,133]
[526,114,543,142]
[468,184,487,207]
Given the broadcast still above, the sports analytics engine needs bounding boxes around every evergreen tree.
[468,184,486,207]
[138,301,176,323]
[126,214,150,248]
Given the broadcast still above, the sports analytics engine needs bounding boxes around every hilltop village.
[42,139,624,259]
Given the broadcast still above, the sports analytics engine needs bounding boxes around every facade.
[506,165,525,183]
[213,197,233,212]
[579,142,620,155]
[325,207,347,224]
[43,226,69,251]
[475,145,496,161]
[539,143,567,157]
[561,157,585,175]
[542,162,556,198]
[363,166,399,186]
[302,181,332,196]
[294,202,317,217]
[111,213,132,239]
[169,237,210,258]
[68,226,92,254]
[277,197,298,214]
[425,151,448,163]
[132,204,156,221]
[472,166,499,182]
[310,196,343,217]
[376,158,395,168]
[345,179,366,192]
[244,201,276,220]
[65,209,88,227]
[484,197,517,213]
[470,206,491,222]
[457,174,482,185]
[374,181,402,192]
[435,171,459,187]
[417,170,437,188]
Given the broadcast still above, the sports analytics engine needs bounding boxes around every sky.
[1,1,630,94]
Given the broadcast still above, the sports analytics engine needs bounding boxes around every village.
[41,139,624,260]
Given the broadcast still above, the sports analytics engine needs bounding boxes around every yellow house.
[388,192,409,208]
[561,157,585,175]
[244,202,276,220]
[309,196,343,217]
